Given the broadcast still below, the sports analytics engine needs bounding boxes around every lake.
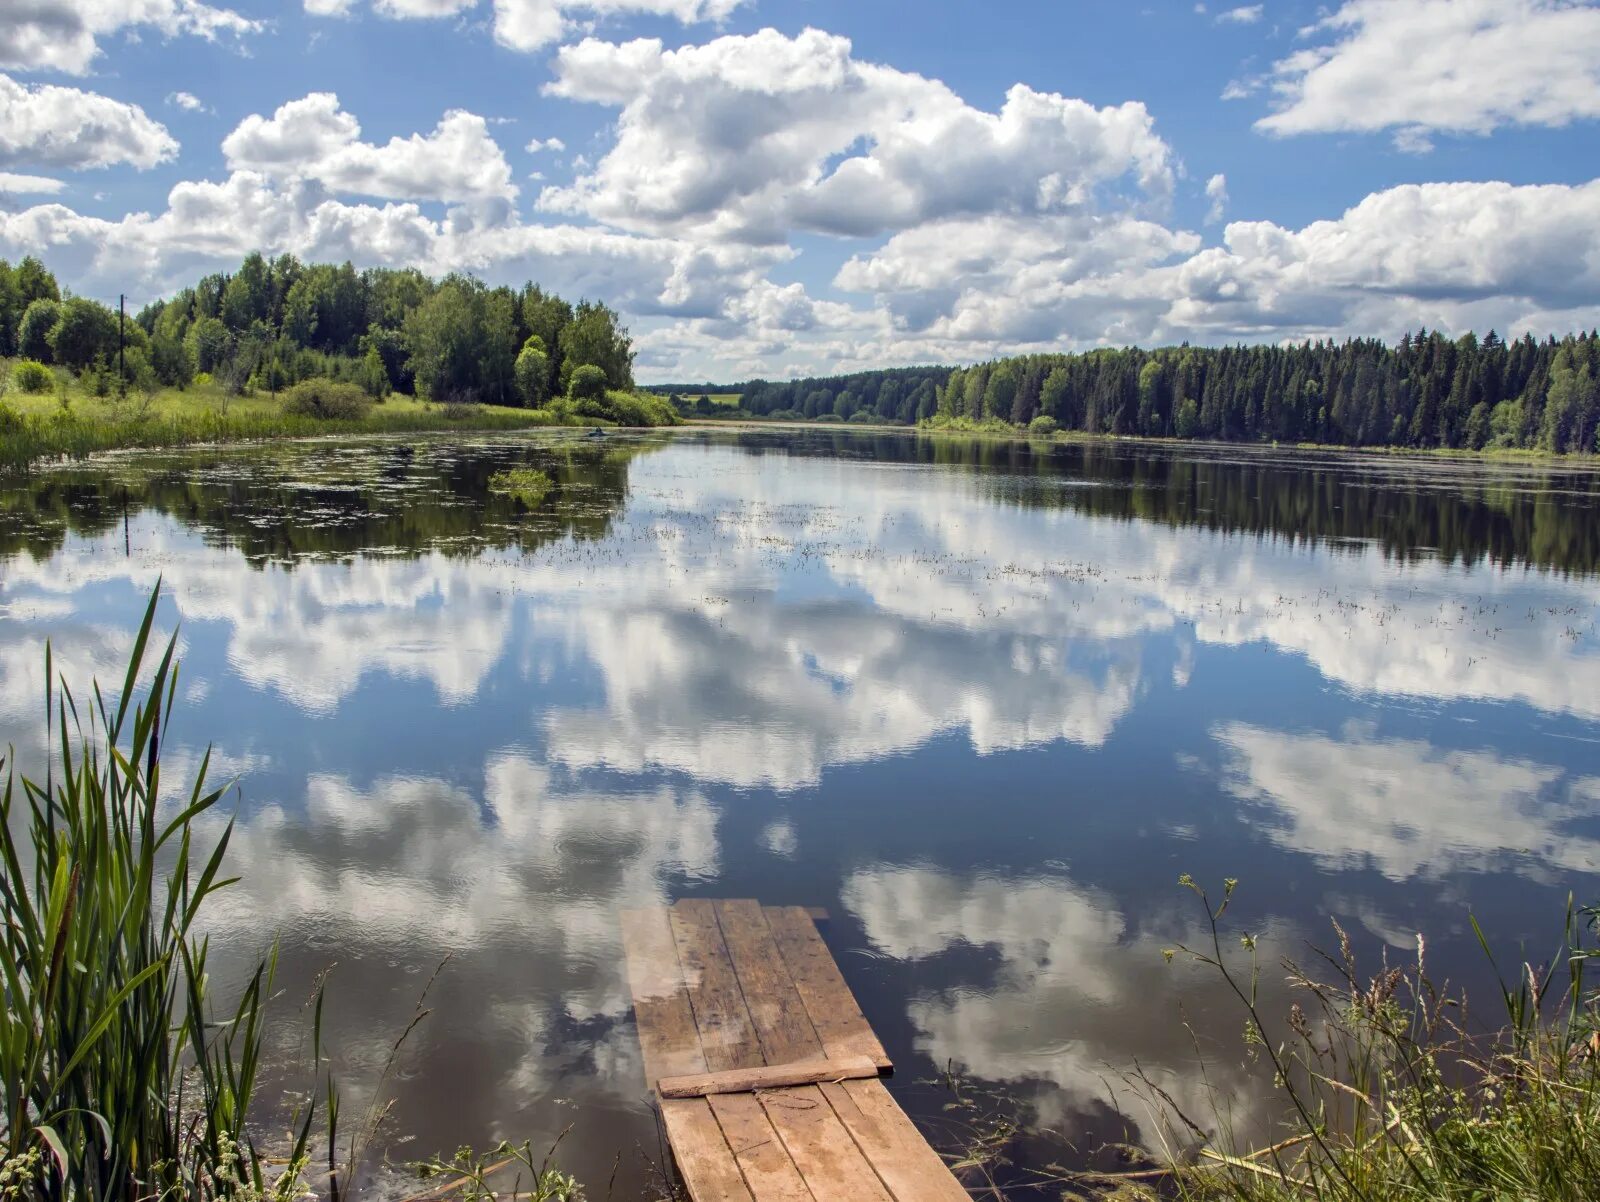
[2,427,1598,1195]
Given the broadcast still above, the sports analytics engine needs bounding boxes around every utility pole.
[118,294,126,397]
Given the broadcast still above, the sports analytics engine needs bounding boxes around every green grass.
[1103,879,1600,1202]
[0,366,676,470]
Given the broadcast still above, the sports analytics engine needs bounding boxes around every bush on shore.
[11,359,53,394]
[281,378,373,420]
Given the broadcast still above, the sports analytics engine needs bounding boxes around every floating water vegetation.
[489,467,554,507]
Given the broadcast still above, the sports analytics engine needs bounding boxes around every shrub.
[1028,415,1059,436]
[281,378,373,420]
[12,359,53,393]
[568,363,608,401]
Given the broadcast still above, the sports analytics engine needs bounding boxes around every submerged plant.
[0,586,324,1201]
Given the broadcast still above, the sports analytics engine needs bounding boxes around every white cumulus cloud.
[1256,0,1600,151]
[0,171,65,195]
[0,0,263,76]
[222,92,519,210]
[0,74,178,171]
[303,0,747,50]
[540,27,1175,243]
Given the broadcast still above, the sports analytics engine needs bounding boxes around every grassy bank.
[916,413,1600,466]
[1088,879,1600,1202]
[0,372,676,470]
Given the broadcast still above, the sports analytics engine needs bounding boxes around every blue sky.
[3,0,1600,380]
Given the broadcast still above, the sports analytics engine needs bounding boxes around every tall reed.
[0,586,321,1200]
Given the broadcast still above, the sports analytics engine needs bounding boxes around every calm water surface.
[2,428,1599,1193]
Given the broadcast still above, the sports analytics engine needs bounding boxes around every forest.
[0,253,637,410]
[726,333,1600,454]
[692,366,952,424]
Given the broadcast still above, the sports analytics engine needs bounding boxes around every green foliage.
[14,255,646,422]
[488,467,553,507]
[1027,414,1058,436]
[556,300,633,391]
[281,378,373,420]
[414,1141,584,1202]
[1154,881,1600,1202]
[186,317,231,374]
[17,300,59,363]
[738,367,947,424]
[0,588,324,1200]
[403,275,520,405]
[567,363,607,401]
[11,360,53,394]
[358,346,390,399]
[514,338,550,407]
[46,297,120,370]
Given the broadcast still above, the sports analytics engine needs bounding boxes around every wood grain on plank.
[822,1079,970,1201]
[672,900,766,1073]
[659,1099,757,1202]
[763,906,892,1071]
[623,909,761,1201]
[705,1094,814,1202]
[714,899,826,1067]
[759,1086,894,1202]
[620,908,708,1084]
[660,1055,882,1099]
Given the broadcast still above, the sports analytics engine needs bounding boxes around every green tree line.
[729,367,950,424]
[932,332,1600,453]
[0,253,636,407]
[719,333,1600,453]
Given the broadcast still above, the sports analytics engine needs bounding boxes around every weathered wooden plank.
[705,1095,815,1202]
[628,902,962,1202]
[667,902,813,1200]
[660,1100,758,1202]
[821,1079,970,1202]
[715,899,826,1066]
[672,899,766,1073]
[660,1055,882,1099]
[763,906,891,1071]
[620,907,710,1083]
[620,909,753,1201]
[759,1087,895,1202]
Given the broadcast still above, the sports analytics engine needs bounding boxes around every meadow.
[0,364,674,470]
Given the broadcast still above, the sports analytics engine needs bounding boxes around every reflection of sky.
[0,434,1598,1188]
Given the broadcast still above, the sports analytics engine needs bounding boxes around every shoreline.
[682,416,1600,469]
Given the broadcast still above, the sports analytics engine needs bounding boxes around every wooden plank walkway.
[620,899,969,1202]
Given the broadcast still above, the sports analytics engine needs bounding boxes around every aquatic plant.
[0,587,325,1201]
[488,467,553,507]
[1134,879,1600,1201]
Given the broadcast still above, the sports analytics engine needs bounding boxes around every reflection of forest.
[0,437,656,563]
[717,430,1600,575]
[2,430,1597,575]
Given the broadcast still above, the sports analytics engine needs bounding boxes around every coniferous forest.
[729,332,1600,454]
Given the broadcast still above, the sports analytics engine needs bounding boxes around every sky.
[2,1,1599,383]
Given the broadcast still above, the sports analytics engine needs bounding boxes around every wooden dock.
[620,899,969,1201]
